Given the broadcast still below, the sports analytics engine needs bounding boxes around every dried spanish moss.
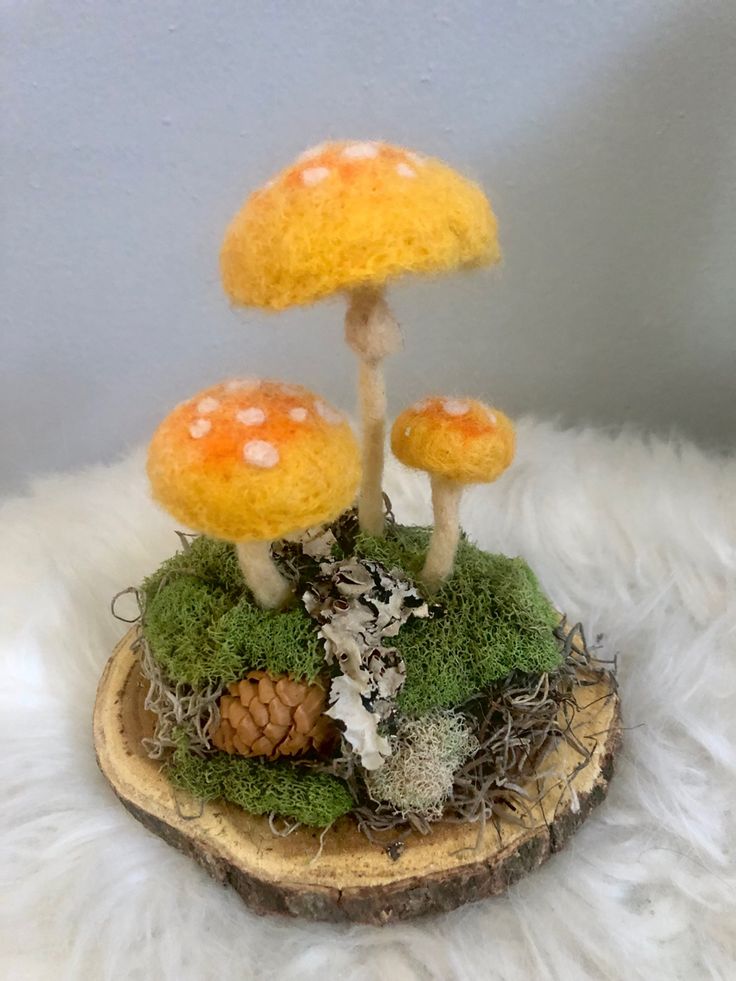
[313,619,617,849]
[112,586,223,759]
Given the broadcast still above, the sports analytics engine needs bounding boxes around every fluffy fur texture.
[392,398,515,484]
[147,380,360,541]
[1,420,734,980]
[220,140,499,310]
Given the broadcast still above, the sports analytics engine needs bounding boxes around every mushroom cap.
[147,380,360,541]
[221,140,500,311]
[391,398,515,485]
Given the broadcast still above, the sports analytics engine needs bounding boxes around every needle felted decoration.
[391,397,515,591]
[220,140,500,537]
[96,140,621,924]
[146,379,360,608]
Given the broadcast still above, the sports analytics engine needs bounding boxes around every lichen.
[365,711,479,819]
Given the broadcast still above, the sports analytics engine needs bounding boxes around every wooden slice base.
[94,628,621,924]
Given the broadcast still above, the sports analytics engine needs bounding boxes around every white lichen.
[324,676,391,772]
[303,556,429,769]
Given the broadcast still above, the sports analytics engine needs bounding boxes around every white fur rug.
[1,420,734,981]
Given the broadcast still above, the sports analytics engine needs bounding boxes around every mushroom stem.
[421,476,463,593]
[356,359,387,537]
[345,286,402,537]
[236,540,293,609]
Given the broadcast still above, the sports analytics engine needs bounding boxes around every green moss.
[141,536,323,687]
[143,536,243,602]
[168,739,353,827]
[356,526,562,715]
[213,599,323,682]
[141,527,562,714]
[141,576,234,687]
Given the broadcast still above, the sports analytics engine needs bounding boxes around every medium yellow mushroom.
[391,397,515,593]
[220,140,500,538]
[147,379,360,609]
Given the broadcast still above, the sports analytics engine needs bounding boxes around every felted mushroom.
[220,140,500,538]
[391,397,515,593]
[147,379,360,609]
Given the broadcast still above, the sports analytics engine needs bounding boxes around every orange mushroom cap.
[147,380,360,541]
[391,398,515,485]
[221,140,500,310]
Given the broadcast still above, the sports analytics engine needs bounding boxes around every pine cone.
[211,671,337,760]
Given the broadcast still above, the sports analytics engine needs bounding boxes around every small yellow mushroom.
[147,379,361,609]
[391,397,515,593]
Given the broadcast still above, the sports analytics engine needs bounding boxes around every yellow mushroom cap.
[221,140,500,311]
[391,398,515,485]
[147,380,360,541]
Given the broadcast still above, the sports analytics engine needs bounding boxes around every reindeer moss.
[141,525,561,713]
[141,536,322,688]
[355,527,562,715]
[169,739,353,828]
[214,600,322,682]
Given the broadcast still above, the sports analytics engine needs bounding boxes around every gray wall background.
[3,0,735,495]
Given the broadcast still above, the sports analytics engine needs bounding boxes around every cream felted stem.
[345,286,402,537]
[235,540,293,609]
[421,476,463,593]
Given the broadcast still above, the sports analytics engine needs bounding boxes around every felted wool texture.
[147,379,360,541]
[1,420,734,980]
[392,398,515,484]
[220,140,499,310]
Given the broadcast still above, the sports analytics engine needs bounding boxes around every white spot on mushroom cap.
[301,166,331,187]
[485,407,498,425]
[197,396,220,414]
[404,426,412,437]
[289,407,308,422]
[412,399,430,413]
[225,378,259,393]
[297,142,329,162]
[405,151,425,166]
[396,162,417,179]
[189,418,211,439]
[236,407,266,426]
[243,440,280,468]
[342,142,379,159]
[442,399,470,416]
[314,400,343,424]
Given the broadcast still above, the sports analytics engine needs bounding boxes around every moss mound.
[354,527,562,715]
[142,525,561,712]
[142,537,323,688]
[140,522,562,826]
[169,738,353,827]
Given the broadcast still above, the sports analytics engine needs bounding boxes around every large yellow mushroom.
[147,379,360,609]
[391,397,515,593]
[220,140,500,537]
